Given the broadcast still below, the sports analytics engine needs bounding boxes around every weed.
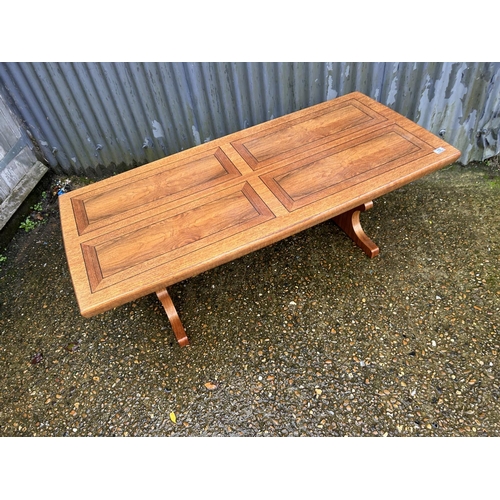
[19,217,38,232]
[0,254,6,263]
[484,155,500,174]
[488,177,500,189]
[485,156,500,168]
[18,194,49,233]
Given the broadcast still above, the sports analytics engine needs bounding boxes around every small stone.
[65,342,79,353]
[30,353,43,364]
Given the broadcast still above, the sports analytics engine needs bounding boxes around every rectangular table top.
[59,91,461,318]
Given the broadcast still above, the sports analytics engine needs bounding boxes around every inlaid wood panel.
[71,147,241,235]
[80,182,275,293]
[231,97,389,170]
[260,124,434,211]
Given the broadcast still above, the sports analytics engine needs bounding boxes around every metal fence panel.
[0,62,498,177]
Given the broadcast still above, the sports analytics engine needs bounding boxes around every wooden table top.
[59,92,461,317]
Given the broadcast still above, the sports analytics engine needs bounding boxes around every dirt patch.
[0,161,499,437]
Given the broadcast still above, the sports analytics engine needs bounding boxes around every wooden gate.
[0,93,47,232]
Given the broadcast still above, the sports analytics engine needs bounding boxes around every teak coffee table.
[59,92,461,346]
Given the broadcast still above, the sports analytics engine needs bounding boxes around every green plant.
[0,254,6,263]
[488,177,500,189]
[485,155,500,173]
[19,198,47,233]
[19,217,37,232]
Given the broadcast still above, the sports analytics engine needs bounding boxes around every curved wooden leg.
[332,201,379,258]
[156,288,190,347]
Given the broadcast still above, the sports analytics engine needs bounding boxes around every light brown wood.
[59,91,461,346]
[156,288,189,347]
[332,202,379,258]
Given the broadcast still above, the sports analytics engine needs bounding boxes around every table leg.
[156,288,190,347]
[332,201,379,258]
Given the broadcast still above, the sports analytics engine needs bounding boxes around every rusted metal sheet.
[0,62,498,177]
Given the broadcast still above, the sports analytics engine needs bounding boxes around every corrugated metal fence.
[0,62,499,177]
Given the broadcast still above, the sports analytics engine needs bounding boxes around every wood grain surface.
[59,92,461,318]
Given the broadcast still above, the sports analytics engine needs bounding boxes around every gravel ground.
[0,161,499,439]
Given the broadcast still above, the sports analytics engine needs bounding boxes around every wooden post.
[332,202,379,258]
[156,288,190,347]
